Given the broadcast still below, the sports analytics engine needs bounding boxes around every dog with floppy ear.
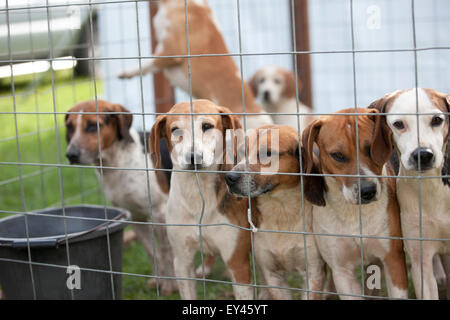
[149,99,255,300]
[248,66,313,131]
[369,88,450,300]
[224,124,326,299]
[301,108,408,299]
[65,100,177,295]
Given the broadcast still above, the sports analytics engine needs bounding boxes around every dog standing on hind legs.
[65,100,177,295]
[118,0,272,129]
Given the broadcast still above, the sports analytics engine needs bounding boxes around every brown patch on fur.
[383,164,409,290]
[65,100,133,164]
[281,68,302,99]
[423,89,450,141]
[155,171,170,194]
[215,173,256,284]
[245,125,302,191]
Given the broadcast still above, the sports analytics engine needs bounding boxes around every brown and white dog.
[65,100,177,295]
[302,108,409,300]
[369,88,450,300]
[118,0,272,129]
[249,66,312,131]
[225,125,325,299]
[149,99,255,299]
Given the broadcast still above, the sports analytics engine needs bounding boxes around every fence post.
[291,0,313,108]
[149,1,175,114]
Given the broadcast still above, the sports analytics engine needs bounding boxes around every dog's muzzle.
[409,147,434,171]
[66,148,81,164]
[358,180,377,204]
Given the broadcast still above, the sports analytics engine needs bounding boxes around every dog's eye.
[67,123,74,133]
[274,78,281,85]
[85,123,99,133]
[259,77,265,83]
[364,145,371,158]
[330,152,347,163]
[431,116,444,127]
[202,123,214,132]
[392,120,405,130]
[259,150,277,163]
[171,127,183,137]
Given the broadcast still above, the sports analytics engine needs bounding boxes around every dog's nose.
[225,172,241,186]
[186,152,203,165]
[359,181,377,203]
[411,148,434,169]
[263,91,270,101]
[66,149,80,164]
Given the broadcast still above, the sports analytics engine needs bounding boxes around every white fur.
[387,88,446,171]
[387,88,450,299]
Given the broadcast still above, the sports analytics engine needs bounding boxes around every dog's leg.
[118,43,181,79]
[301,262,325,300]
[151,205,179,296]
[260,268,292,300]
[169,230,197,300]
[221,230,253,300]
[330,267,363,300]
[407,243,438,300]
[382,252,409,299]
[440,254,450,300]
[195,255,217,278]
[433,254,447,287]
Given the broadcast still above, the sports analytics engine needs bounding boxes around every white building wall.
[309,0,450,113]
[98,0,450,128]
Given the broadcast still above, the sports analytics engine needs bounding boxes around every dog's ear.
[149,114,168,170]
[368,90,403,113]
[218,106,242,165]
[301,119,322,173]
[65,104,83,144]
[445,94,450,111]
[107,103,133,142]
[248,73,259,97]
[301,120,325,206]
[368,109,393,167]
[218,106,242,131]
[283,70,302,99]
[65,112,71,144]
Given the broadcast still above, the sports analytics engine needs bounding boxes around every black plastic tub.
[0,205,129,300]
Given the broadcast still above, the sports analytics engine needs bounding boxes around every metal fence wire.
[0,0,449,300]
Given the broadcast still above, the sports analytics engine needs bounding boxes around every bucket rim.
[0,205,130,248]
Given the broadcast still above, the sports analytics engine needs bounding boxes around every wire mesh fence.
[0,0,449,300]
